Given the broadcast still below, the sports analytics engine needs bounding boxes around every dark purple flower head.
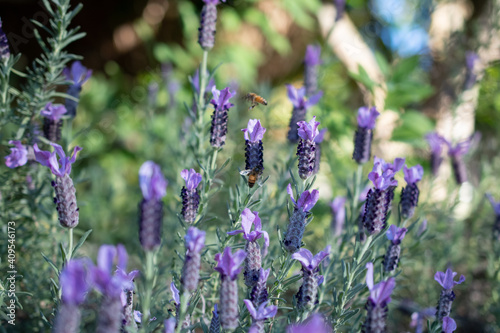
[386,225,407,245]
[139,161,167,201]
[357,106,380,129]
[368,162,398,190]
[365,262,395,306]
[189,68,215,96]
[374,156,405,174]
[403,164,424,185]
[304,45,322,66]
[40,103,67,121]
[33,143,82,177]
[486,193,500,215]
[227,209,270,249]
[442,316,457,333]
[63,61,92,87]
[425,132,445,155]
[210,86,236,111]
[91,244,139,298]
[465,52,479,72]
[292,246,331,273]
[242,119,266,142]
[287,184,319,212]
[5,140,28,168]
[314,128,327,144]
[185,227,206,254]
[434,268,465,290]
[298,116,320,141]
[170,282,180,304]
[286,85,323,110]
[287,314,332,333]
[181,168,202,191]
[214,247,247,280]
[244,300,277,321]
[60,258,91,305]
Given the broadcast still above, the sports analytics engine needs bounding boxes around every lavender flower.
[210,86,236,148]
[63,61,92,117]
[34,143,82,228]
[171,282,191,329]
[383,225,407,272]
[53,259,90,333]
[0,19,10,60]
[214,247,246,329]
[286,85,322,143]
[244,300,278,333]
[425,132,445,176]
[138,161,167,251]
[313,128,326,174]
[228,209,269,287]
[40,103,67,142]
[287,314,332,333]
[198,0,226,50]
[293,246,331,309]
[4,140,28,168]
[363,262,395,333]
[363,158,404,235]
[410,307,436,333]
[180,168,202,223]
[442,316,457,333]
[464,51,479,90]
[330,196,346,237]
[297,116,320,179]
[353,106,380,164]
[334,0,346,21]
[400,164,424,219]
[304,45,322,97]
[251,268,270,307]
[91,245,139,333]
[181,227,206,292]
[283,184,320,252]
[243,119,266,185]
[358,184,371,243]
[486,193,500,240]
[444,137,472,184]
[164,317,176,333]
[435,268,465,321]
[209,304,220,333]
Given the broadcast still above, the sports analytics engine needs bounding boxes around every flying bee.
[244,93,268,110]
[240,167,262,188]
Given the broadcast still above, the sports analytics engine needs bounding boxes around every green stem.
[67,228,73,262]
[140,251,155,333]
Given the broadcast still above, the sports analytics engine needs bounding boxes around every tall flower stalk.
[297,116,320,180]
[209,86,236,149]
[353,106,379,164]
[434,268,465,322]
[400,164,423,220]
[181,227,206,292]
[180,169,202,223]
[363,262,395,332]
[242,119,266,186]
[382,225,407,272]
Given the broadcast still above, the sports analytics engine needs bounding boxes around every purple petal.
[286,84,300,108]
[311,246,331,269]
[139,161,167,200]
[442,317,457,333]
[215,247,247,280]
[261,231,270,257]
[370,277,395,305]
[134,311,142,323]
[97,245,117,273]
[5,140,28,168]
[425,132,445,154]
[304,91,323,109]
[40,102,68,121]
[243,299,257,319]
[181,168,202,191]
[304,45,322,66]
[314,128,327,143]
[60,259,90,305]
[298,116,320,141]
[185,227,206,254]
[170,282,180,304]
[292,248,313,269]
[243,119,266,142]
[403,164,424,184]
[116,244,129,271]
[297,189,319,212]
[286,184,297,206]
[240,208,256,235]
[286,314,332,333]
[365,262,374,290]
[256,302,278,320]
[357,106,380,129]
[164,317,176,333]
[386,225,407,244]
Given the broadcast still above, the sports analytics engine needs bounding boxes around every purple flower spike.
[242,119,266,142]
[185,227,206,254]
[286,85,323,110]
[304,45,322,66]
[5,140,28,168]
[442,317,457,333]
[365,262,395,306]
[374,156,405,173]
[64,61,92,87]
[0,19,10,60]
[292,246,331,273]
[60,259,91,305]
[357,106,380,130]
[330,196,347,237]
[287,314,332,333]
[139,161,167,201]
[182,227,205,292]
[33,143,82,177]
[434,268,465,290]
[181,168,202,191]
[210,86,236,111]
[40,103,67,121]
[298,116,320,142]
[287,184,320,212]
[403,165,424,184]
[386,225,407,244]
[214,247,247,280]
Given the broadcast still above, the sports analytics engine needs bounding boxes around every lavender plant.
[353,107,380,164]
[434,268,465,322]
[399,164,423,220]
[382,225,407,272]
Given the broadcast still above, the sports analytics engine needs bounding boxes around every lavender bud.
[353,127,373,164]
[53,304,81,333]
[198,2,218,50]
[245,141,264,172]
[53,174,79,228]
[363,188,392,235]
[244,241,262,288]
[210,87,236,148]
[296,269,319,309]
[251,269,270,307]
[139,199,163,251]
[297,117,320,180]
[220,276,238,330]
[181,188,200,223]
[363,299,389,333]
[400,183,419,219]
[383,244,400,272]
[0,19,10,61]
[96,296,123,333]
[43,118,63,142]
[284,208,307,253]
[209,305,220,333]
[436,289,455,321]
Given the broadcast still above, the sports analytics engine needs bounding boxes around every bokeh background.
[2,0,500,331]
